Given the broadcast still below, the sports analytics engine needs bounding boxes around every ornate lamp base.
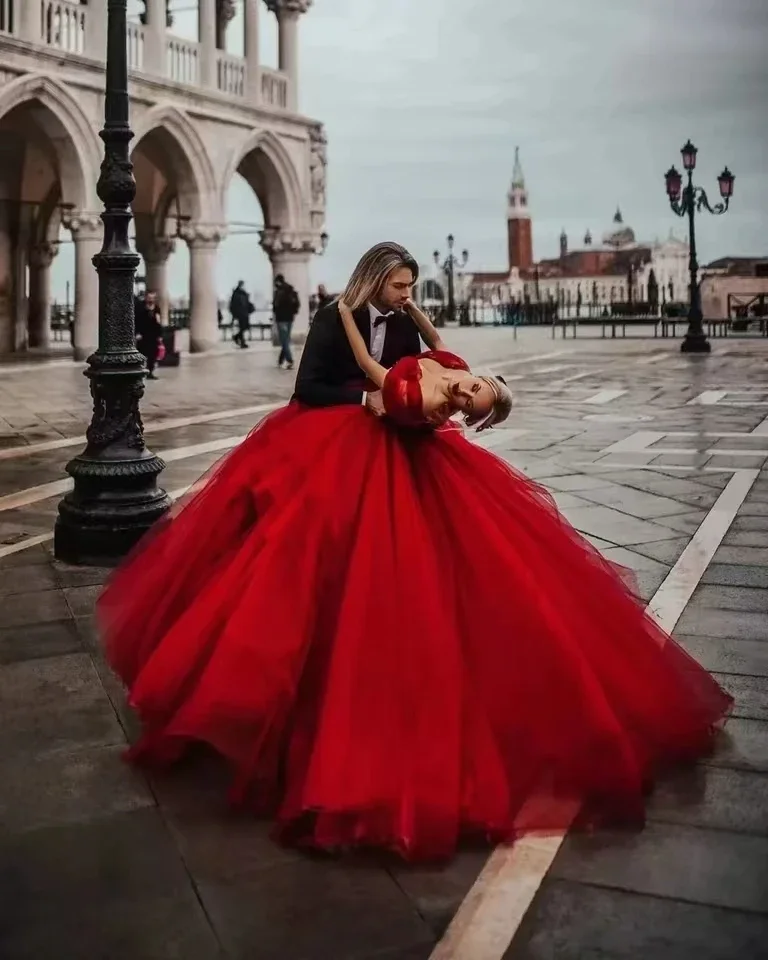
[53,358,172,567]
[54,465,171,566]
[680,331,711,353]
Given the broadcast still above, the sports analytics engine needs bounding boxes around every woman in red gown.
[99,277,732,863]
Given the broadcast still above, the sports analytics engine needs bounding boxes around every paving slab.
[505,880,768,960]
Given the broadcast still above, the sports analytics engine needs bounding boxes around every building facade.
[0,0,327,357]
[700,257,768,322]
[456,150,690,315]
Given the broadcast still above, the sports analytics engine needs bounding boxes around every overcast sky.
[54,0,768,305]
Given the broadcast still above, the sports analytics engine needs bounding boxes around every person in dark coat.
[273,274,301,370]
[135,291,163,379]
[229,281,254,349]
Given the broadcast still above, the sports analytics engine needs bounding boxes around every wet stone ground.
[1,327,767,959]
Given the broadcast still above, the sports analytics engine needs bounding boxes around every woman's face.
[447,374,495,420]
[420,373,495,426]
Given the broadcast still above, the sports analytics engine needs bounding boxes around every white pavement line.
[529,364,572,375]
[430,467,757,960]
[0,532,54,560]
[0,359,75,377]
[0,402,279,461]
[551,370,595,385]
[753,415,768,436]
[647,469,759,629]
[0,484,196,560]
[604,447,768,458]
[493,352,566,370]
[0,435,246,514]
[584,389,628,405]
[686,390,735,406]
[600,431,666,455]
[571,462,735,474]
[635,352,670,365]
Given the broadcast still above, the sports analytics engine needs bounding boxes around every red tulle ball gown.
[98,352,732,862]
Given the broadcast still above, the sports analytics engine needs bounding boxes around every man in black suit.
[294,242,423,415]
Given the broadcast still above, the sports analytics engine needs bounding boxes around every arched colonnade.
[0,72,322,358]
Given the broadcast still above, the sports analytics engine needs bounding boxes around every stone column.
[144,0,167,75]
[65,213,102,362]
[267,0,311,112]
[0,205,13,354]
[199,0,217,89]
[18,0,40,43]
[85,0,107,59]
[261,228,314,339]
[28,242,58,349]
[140,236,175,324]
[216,0,237,50]
[244,0,260,102]
[182,224,224,352]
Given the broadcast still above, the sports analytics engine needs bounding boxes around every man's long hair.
[340,242,419,311]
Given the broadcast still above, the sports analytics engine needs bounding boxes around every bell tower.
[507,146,533,272]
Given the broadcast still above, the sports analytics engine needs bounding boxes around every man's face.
[378,266,414,311]
[145,292,157,309]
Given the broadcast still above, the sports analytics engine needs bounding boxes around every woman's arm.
[338,300,387,389]
[404,299,447,351]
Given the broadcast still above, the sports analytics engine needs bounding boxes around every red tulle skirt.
[98,402,732,861]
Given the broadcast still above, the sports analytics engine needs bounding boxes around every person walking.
[273,273,300,370]
[229,281,254,349]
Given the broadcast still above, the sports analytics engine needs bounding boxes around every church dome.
[601,207,636,248]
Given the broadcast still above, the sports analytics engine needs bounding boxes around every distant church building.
[423,148,690,313]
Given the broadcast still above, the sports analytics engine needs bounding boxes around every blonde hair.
[466,376,514,432]
[340,242,419,311]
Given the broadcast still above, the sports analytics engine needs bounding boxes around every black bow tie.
[373,311,395,328]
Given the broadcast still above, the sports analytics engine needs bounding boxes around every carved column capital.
[62,210,102,240]
[29,241,59,269]
[180,223,227,248]
[260,227,323,258]
[308,123,327,212]
[265,0,312,16]
[218,0,237,24]
[142,235,176,265]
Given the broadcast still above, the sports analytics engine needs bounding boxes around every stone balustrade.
[127,21,145,72]
[167,35,200,87]
[0,0,302,113]
[216,50,244,97]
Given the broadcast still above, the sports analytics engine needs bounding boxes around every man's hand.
[365,390,386,417]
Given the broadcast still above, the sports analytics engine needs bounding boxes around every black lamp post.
[54,0,171,565]
[433,234,469,326]
[664,140,734,353]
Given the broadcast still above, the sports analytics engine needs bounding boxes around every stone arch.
[221,129,304,231]
[0,72,100,211]
[132,104,218,231]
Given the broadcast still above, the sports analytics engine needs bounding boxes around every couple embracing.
[99,241,730,862]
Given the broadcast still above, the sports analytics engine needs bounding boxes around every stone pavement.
[1,328,767,959]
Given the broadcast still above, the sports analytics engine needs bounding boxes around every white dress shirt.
[362,303,393,405]
[368,303,392,362]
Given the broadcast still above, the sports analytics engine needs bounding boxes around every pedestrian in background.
[274,273,300,370]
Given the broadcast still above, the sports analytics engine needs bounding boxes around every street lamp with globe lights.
[664,140,734,354]
[434,234,469,326]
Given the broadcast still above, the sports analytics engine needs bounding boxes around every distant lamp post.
[54,0,171,564]
[434,234,469,326]
[664,140,734,353]
[320,231,329,253]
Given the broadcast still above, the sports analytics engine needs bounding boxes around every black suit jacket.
[293,302,423,407]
